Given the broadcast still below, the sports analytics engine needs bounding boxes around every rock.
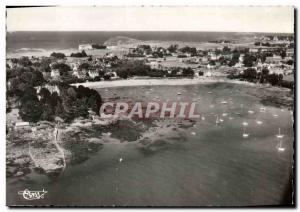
[16,171,24,176]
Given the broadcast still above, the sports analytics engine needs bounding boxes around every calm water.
[7,83,294,206]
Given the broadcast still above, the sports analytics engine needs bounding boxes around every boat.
[242,122,248,126]
[216,115,220,125]
[260,107,266,111]
[177,92,181,95]
[276,128,284,139]
[256,120,263,125]
[277,140,285,152]
[242,126,249,138]
[208,91,213,94]
[221,101,228,104]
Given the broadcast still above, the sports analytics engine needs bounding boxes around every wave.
[13,48,46,53]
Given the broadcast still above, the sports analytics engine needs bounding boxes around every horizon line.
[6,30,294,34]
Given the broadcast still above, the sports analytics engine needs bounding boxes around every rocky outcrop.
[104,36,141,46]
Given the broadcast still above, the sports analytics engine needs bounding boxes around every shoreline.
[72,77,263,89]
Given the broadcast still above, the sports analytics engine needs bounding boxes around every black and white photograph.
[5,6,295,207]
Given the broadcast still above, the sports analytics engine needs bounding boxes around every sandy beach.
[72,77,260,89]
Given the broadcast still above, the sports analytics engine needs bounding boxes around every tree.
[280,50,287,59]
[50,52,66,59]
[39,87,51,104]
[243,68,257,80]
[19,98,43,123]
[79,63,90,70]
[182,68,194,77]
[39,57,52,72]
[223,46,231,53]
[70,50,87,57]
[167,44,178,53]
[116,69,129,79]
[267,73,280,85]
[18,56,32,67]
[51,63,71,76]
[243,54,257,67]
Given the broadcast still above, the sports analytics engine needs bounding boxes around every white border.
[1,0,299,211]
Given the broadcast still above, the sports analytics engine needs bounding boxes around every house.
[6,59,18,69]
[265,56,282,64]
[239,54,245,63]
[201,56,208,62]
[36,85,60,96]
[234,62,243,68]
[208,52,220,60]
[286,49,294,57]
[15,122,30,129]
[42,72,50,79]
[148,61,163,69]
[249,48,259,53]
[128,48,136,54]
[79,44,93,51]
[204,71,212,77]
[73,69,87,79]
[50,69,60,79]
[207,64,215,69]
[88,69,99,79]
[107,46,117,50]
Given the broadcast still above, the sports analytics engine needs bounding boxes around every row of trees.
[113,60,195,79]
[18,83,102,123]
[228,68,293,89]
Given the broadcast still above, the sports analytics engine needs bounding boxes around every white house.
[107,46,117,50]
[88,70,99,79]
[50,69,60,79]
[73,69,87,79]
[79,44,93,51]
[15,122,30,129]
[204,71,212,77]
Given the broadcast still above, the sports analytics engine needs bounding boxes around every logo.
[18,189,47,200]
[100,101,200,119]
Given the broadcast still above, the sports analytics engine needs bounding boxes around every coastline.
[72,77,262,89]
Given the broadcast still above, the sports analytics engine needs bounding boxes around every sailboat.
[216,115,220,125]
[256,120,263,125]
[260,107,266,112]
[242,126,249,138]
[235,104,243,115]
[277,139,286,152]
[276,128,284,139]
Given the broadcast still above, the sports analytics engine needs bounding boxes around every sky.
[6,6,294,33]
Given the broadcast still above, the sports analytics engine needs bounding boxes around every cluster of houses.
[6,35,294,82]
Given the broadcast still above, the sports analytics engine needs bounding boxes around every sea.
[7,83,294,206]
[6,31,289,57]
